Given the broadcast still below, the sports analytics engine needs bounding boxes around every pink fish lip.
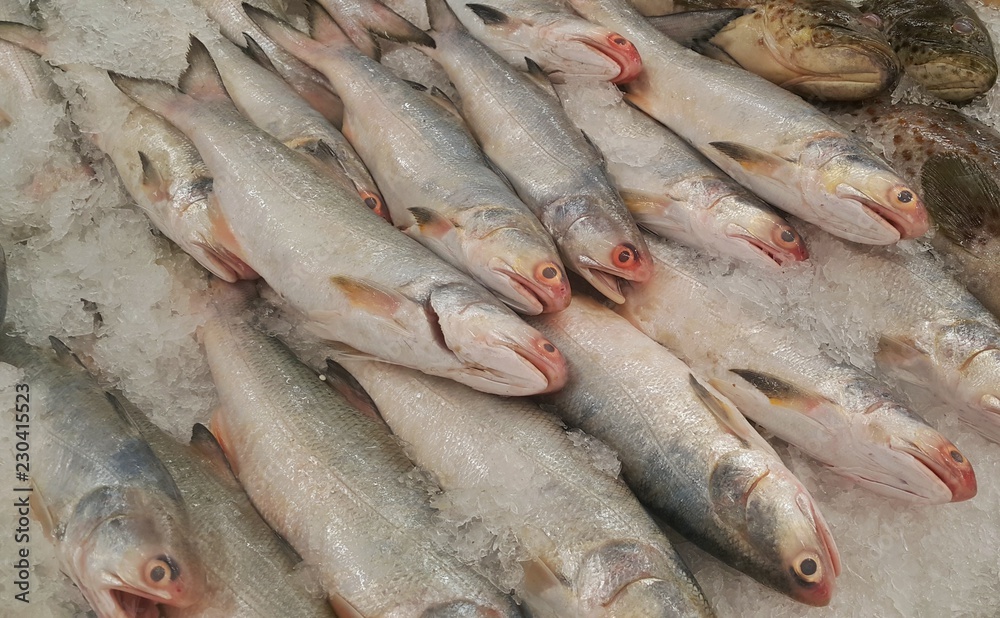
[574,31,643,84]
[506,334,568,394]
[494,264,571,314]
[891,438,977,503]
[727,228,809,266]
[848,189,929,240]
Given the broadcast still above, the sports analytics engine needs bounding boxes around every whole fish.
[202,281,523,617]
[252,6,572,315]
[417,0,651,304]
[567,0,929,245]
[528,297,841,606]
[0,334,205,618]
[194,0,344,123]
[616,234,977,504]
[554,78,808,267]
[112,39,567,396]
[332,357,713,617]
[790,228,1000,445]
[120,399,335,618]
[850,101,1000,318]
[314,0,435,59]
[637,0,901,101]
[444,0,643,83]
[0,24,261,283]
[858,0,997,103]
[203,35,389,221]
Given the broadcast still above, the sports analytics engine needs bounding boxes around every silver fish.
[566,0,929,245]
[112,38,567,396]
[314,0,435,59]
[252,6,572,315]
[333,356,714,617]
[444,0,644,83]
[529,296,842,606]
[554,78,808,267]
[202,280,523,617]
[418,0,651,304]
[616,233,977,504]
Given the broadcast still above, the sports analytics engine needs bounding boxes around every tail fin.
[110,71,188,121]
[308,3,357,51]
[244,2,342,79]
[0,20,48,56]
[315,0,434,60]
[180,37,231,102]
[425,0,460,37]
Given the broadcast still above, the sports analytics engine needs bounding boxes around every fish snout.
[558,21,643,83]
[913,54,998,104]
[802,29,901,100]
[722,210,808,267]
[890,433,977,502]
[489,258,572,314]
[832,175,928,242]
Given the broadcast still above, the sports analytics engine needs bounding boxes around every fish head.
[473,228,570,314]
[854,402,976,503]
[811,143,928,243]
[556,198,652,304]
[710,451,839,606]
[726,0,900,100]
[430,284,568,395]
[888,6,997,103]
[951,337,1000,442]
[536,15,643,84]
[709,190,808,266]
[66,487,205,618]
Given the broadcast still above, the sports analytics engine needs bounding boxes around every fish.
[193,0,344,124]
[0,3,61,111]
[444,0,643,83]
[615,233,977,504]
[858,0,997,103]
[417,0,651,303]
[0,22,261,282]
[554,78,807,267]
[329,356,714,617]
[849,101,1000,318]
[117,398,336,618]
[202,280,523,617]
[112,37,567,396]
[637,0,901,101]
[0,335,205,617]
[250,5,572,315]
[566,0,929,245]
[314,0,435,59]
[791,227,1000,445]
[203,34,389,221]
[528,296,841,606]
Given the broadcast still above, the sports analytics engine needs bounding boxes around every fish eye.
[144,556,178,588]
[792,554,823,584]
[951,450,965,463]
[612,243,639,269]
[859,12,882,29]
[533,262,564,285]
[774,227,799,248]
[953,17,975,35]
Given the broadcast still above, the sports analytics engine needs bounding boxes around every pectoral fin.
[691,373,779,457]
[138,151,170,203]
[318,277,417,338]
[875,334,934,385]
[718,369,847,433]
[920,152,1000,247]
[710,142,797,178]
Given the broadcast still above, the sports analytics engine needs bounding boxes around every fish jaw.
[781,29,901,101]
[523,14,640,82]
[562,214,653,304]
[911,55,999,103]
[714,194,808,266]
[487,257,572,315]
[818,152,928,243]
[550,19,643,84]
[886,430,977,503]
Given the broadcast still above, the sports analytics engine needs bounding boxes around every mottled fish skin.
[635,0,900,101]
[194,0,344,124]
[851,101,1000,317]
[337,357,713,618]
[252,6,572,316]
[529,297,842,607]
[422,0,650,304]
[859,0,996,103]
[554,79,808,267]
[801,228,1000,446]
[617,234,976,506]
[0,335,205,618]
[568,0,929,245]
[445,0,644,83]
[120,398,336,618]
[202,281,523,618]
[112,39,567,397]
[203,35,389,221]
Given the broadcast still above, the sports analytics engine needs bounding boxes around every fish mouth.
[573,32,643,84]
[911,57,998,103]
[109,589,166,618]
[578,264,627,304]
[491,262,571,315]
[726,226,808,267]
[889,437,977,503]
[778,37,901,100]
[836,183,928,242]
[499,334,567,394]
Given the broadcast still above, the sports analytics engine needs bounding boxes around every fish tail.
[180,36,231,102]
[109,71,191,123]
[315,0,434,60]
[0,20,48,56]
[308,3,358,52]
[425,0,460,38]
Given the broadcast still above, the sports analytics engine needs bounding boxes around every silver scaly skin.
[120,397,336,618]
[617,235,977,506]
[202,281,523,618]
[252,5,572,316]
[337,356,714,617]
[420,0,651,304]
[111,38,567,397]
[530,297,841,607]
[554,79,808,267]
[567,0,929,245]
[444,0,644,83]
[0,0,60,120]
[0,337,205,617]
